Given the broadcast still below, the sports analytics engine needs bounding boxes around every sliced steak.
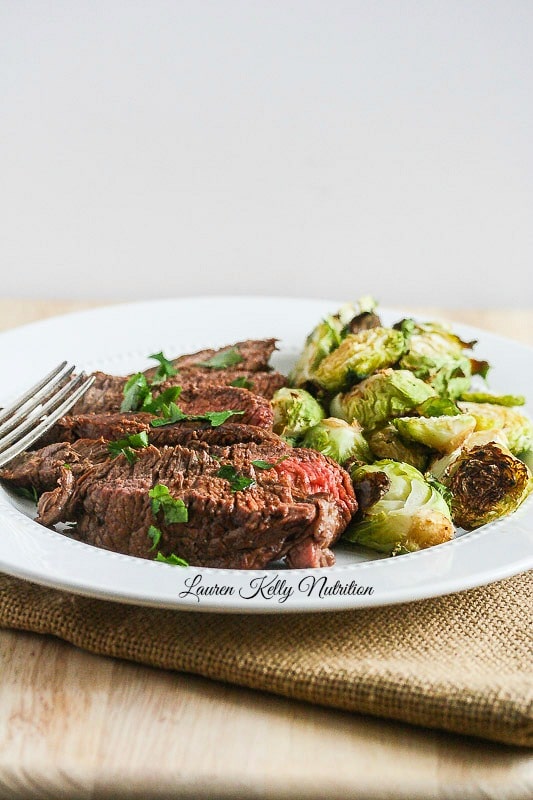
[68,372,279,419]
[162,338,278,373]
[0,439,110,494]
[35,442,357,569]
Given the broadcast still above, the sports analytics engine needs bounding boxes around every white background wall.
[1,1,532,307]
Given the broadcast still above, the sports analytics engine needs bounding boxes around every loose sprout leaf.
[108,431,150,464]
[155,552,189,567]
[147,524,162,551]
[196,347,243,370]
[230,376,253,389]
[142,386,182,414]
[459,392,525,407]
[149,484,189,523]
[121,372,152,412]
[427,477,453,513]
[216,464,256,492]
[471,359,490,379]
[417,397,461,417]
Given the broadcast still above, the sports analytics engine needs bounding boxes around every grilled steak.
[160,338,278,373]
[34,443,356,569]
[68,373,279,420]
[1,424,286,495]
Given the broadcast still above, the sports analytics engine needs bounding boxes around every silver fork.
[0,363,95,468]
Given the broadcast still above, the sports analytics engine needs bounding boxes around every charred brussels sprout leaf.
[271,387,325,441]
[330,369,436,431]
[343,460,454,555]
[441,441,532,529]
[458,402,533,455]
[313,327,405,392]
[301,417,372,465]
[393,413,477,453]
[366,424,431,472]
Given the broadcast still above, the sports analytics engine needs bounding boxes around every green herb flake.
[196,347,243,370]
[216,464,256,492]
[155,552,189,567]
[12,485,39,503]
[108,430,150,464]
[121,373,152,413]
[149,351,178,385]
[147,524,162,551]
[149,483,189,524]
[142,386,183,416]
[150,404,244,429]
[251,456,290,470]
[230,376,253,389]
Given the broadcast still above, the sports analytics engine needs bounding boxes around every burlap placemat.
[1,571,532,747]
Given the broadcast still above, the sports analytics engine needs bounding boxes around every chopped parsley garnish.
[150,404,244,429]
[155,552,189,567]
[147,524,162,551]
[251,456,289,470]
[149,483,189,524]
[120,373,152,412]
[142,386,182,415]
[216,464,256,493]
[149,351,178,385]
[12,485,39,503]
[108,431,150,464]
[230,376,253,389]
[196,347,243,370]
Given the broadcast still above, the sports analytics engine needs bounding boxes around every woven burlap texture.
[1,571,532,747]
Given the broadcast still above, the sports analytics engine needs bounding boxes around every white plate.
[0,297,531,613]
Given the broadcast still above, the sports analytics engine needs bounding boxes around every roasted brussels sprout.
[289,298,378,387]
[397,319,476,398]
[366,424,431,472]
[393,413,477,453]
[313,327,405,392]
[271,387,325,442]
[343,460,454,554]
[457,402,533,455]
[301,417,372,465]
[436,440,532,529]
[330,369,436,430]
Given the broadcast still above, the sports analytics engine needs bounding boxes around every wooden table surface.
[0,300,532,800]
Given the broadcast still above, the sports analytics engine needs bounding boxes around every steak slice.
[1,425,286,495]
[161,338,278,373]
[35,443,357,569]
[68,373,277,421]
[0,439,110,495]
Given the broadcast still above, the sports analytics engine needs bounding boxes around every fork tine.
[0,364,76,439]
[0,372,87,455]
[0,362,69,427]
[0,375,95,468]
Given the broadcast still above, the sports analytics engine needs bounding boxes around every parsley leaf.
[155,552,189,567]
[121,373,152,412]
[216,464,256,492]
[196,347,243,370]
[251,456,289,470]
[149,351,178,385]
[147,524,162,551]
[149,483,189,524]
[108,431,149,464]
[142,386,182,415]
[12,485,39,503]
[151,405,244,428]
[230,376,253,389]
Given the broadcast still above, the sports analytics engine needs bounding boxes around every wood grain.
[0,300,532,800]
